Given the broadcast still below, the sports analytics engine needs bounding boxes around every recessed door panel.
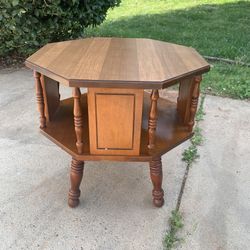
[88,88,143,155]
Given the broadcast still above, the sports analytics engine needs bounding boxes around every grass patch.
[87,0,250,62]
[202,63,250,99]
[86,0,250,99]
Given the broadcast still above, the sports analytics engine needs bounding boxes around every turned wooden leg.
[148,89,159,149]
[72,87,84,154]
[149,157,164,207]
[68,158,84,208]
[188,75,202,131]
[177,82,181,111]
[34,71,46,128]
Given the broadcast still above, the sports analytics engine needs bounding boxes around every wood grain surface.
[40,92,193,162]
[40,75,60,122]
[87,88,143,155]
[26,38,210,89]
[148,89,159,149]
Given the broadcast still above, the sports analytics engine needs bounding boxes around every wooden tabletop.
[25,38,210,89]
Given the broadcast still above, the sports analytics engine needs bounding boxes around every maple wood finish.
[26,38,209,89]
[34,71,46,128]
[188,75,202,131]
[88,88,143,155]
[73,87,84,154]
[40,75,60,122]
[68,158,84,208]
[26,38,210,208]
[148,90,159,149]
[39,93,193,161]
[149,157,164,207]
[177,75,202,132]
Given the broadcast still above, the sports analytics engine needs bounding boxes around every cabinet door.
[88,88,143,155]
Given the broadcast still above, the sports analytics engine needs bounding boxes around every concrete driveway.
[0,68,249,250]
[177,95,250,250]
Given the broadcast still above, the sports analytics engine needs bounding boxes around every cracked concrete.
[0,68,250,250]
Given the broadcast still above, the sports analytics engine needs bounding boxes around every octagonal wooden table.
[25,38,210,208]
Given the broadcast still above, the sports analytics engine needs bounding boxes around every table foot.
[68,158,84,208]
[149,157,164,207]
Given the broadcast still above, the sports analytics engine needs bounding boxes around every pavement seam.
[163,95,206,250]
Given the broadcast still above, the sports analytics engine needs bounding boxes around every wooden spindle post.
[177,82,181,112]
[68,158,84,208]
[188,75,202,131]
[73,87,83,154]
[148,89,159,149]
[34,71,46,128]
[149,157,164,207]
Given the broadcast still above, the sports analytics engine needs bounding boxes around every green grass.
[86,0,250,99]
[202,63,250,99]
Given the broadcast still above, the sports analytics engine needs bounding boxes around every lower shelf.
[41,92,193,162]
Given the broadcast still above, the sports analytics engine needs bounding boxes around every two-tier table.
[25,38,210,208]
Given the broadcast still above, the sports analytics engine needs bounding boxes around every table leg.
[33,71,46,128]
[188,75,202,131]
[177,75,202,132]
[68,158,84,208]
[149,157,164,207]
[148,89,159,149]
[72,87,84,154]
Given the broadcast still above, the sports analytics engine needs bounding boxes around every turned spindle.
[34,71,46,128]
[73,87,84,154]
[188,75,202,131]
[68,158,84,208]
[148,89,159,149]
[149,157,164,207]
[177,83,181,112]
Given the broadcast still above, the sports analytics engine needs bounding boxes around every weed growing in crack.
[195,95,206,122]
[182,145,199,164]
[163,95,206,250]
[191,127,203,146]
[164,210,184,250]
[182,95,206,165]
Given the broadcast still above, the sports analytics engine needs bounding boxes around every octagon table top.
[25,37,210,89]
